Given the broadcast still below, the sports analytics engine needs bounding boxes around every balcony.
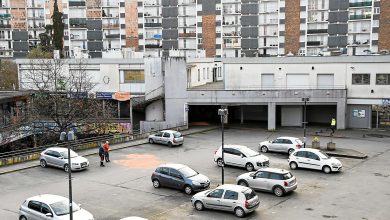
[145,44,162,48]
[179,32,196,38]
[223,31,240,37]
[105,34,120,38]
[307,29,328,34]
[349,1,372,7]
[307,41,324,46]
[69,18,87,28]
[144,23,162,27]
[69,1,86,7]
[349,14,371,20]
[102,23,119,29]
[0,24,11,28]
[0,13,10,19]
[223,42,241,48]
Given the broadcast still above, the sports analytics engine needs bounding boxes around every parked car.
[214,145,269,171]
[148,130,184,147]
[151,163,210,195]
[19,194,94,220]
[236,168,297,197]
[288,148,342,174]
[259,137,303,155]
[191,184,260,218]
[40,147,89,172]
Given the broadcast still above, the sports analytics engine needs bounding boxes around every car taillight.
[296,144,302,148]
[245,200,249,209]
[284,181,288,186]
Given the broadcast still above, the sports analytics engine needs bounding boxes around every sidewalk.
[0,125,219,175]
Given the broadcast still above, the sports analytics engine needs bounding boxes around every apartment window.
[198,38,202,44]
[376,74,390,85]
[123,70,145,83]
[198,69,200,81]
[352,74,370,85]
[374,7,380,14]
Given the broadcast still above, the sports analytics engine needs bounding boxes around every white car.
[236,168,297,197]
[259,136,303,155]
[19,194,94,220]
[148,130,183,147]
[214,145,269,171]
[191,184,260,218]
[288,148,342,174]
[40,147,89,172]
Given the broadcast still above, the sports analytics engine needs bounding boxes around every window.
[123,70,145,83]
[243,189,256,200]
[273,139,283,144]
[169,169,183,179]
[159,167,169,175]
[283,139,293,144]
[224,190,238,200]
[163,132,170,138]
[295,151,307,158]
[256,171,269,179]
[224,148,233,155]
[376,74,390,85]
[352,74,370,85]
[208,189,224,198]
[28,201,41,212]
[307,152,320,160]
[51,151,62,158]
[283,172,293,180]
[41,203,52,214]
[269,173,284,180]
[155,132,163,137]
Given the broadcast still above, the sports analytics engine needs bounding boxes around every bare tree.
[0,59,18,90]
[20,58,116,141]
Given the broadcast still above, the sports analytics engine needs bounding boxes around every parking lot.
[1,127,390,220]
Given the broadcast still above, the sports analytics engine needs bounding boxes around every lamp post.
[218,106,228,185]
[60,130,75,220]
[302,98,309,148]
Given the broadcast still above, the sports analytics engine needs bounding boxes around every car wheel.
[40,159,47,168]
[194,201,204,211]
[273,186,284,197]
[245,163,254,171]
[64,164,70,172]
[234,207,245,218]
[238,180,248,187]
[260,146,268,153]
[152,179,161,188]
[288,148,295,155]
[289,162,298,170]
[168,142,173,148]
[323,165,331,174]
[19,215,27,220]
[184,185,193,195]
[216,158,224,167]
[149,138,154,144]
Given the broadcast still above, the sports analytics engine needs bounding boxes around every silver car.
[40,147,89,172]
[148,130,184,147]
[236,168,297,197]
[259,136,303,155]
[191,184,260,218]
[19,194,94,220]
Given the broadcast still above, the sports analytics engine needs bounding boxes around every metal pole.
[376,110,379,129]
[221,114,224,185]
[67,139,73,220]
[303,99,307,148]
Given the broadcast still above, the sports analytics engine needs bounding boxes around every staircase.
[132,85,165,110]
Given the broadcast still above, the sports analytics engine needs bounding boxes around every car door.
[203,189,224,210]
[154,132,163,143]
[169,168,185,190]
[43,150,55,166]
[250,171,270,190]
[220,190,239,212]
[233,149,247,167]
[157,167,170,187]
[271,138,283,151]
[51,151,64,168]
[281,139,293,153]
[37,202,53,220]
[162,132,171,145]
[26,200,42,220]
[306,152,322,170]
[294,151,309,169]
[223,148,234,165]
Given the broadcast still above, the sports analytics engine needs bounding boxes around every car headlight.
[192,181,201,185]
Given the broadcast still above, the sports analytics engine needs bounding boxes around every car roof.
[259,167,290,174]
[160,130,179,133]
[217,184,251,192]
[27,194,67,204]
[296,148,321,153]
[157,163,187,169]
[276,137,300,140]
[45,147,68,152]
[222,145,248,149]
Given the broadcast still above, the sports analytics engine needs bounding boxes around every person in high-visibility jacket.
[331,117,336,135]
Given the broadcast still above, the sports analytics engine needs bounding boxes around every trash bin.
[311,137,320,149]
[327,142,336,151]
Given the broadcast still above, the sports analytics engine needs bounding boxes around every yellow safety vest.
[331,118,336,126]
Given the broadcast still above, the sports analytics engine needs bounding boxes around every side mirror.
[241,154,244,158]
[45,213,53,217]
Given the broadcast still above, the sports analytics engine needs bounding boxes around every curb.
[325,152,368,159]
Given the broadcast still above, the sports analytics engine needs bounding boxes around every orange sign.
[112,92,130,101]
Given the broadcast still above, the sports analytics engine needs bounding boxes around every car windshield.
[240,147,259,157]
[173,132,182,138]
[60,150,78,159]
[283,172,293,180]
[318,151,331,159]
[179,166,198,178]
[243,189,256,200]
[50,200,80,216]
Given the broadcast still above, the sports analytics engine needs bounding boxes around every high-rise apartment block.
[1,0,389,58]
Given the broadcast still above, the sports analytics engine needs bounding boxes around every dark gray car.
[151,164,210,195]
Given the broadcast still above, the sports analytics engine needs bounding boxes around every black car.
[151,164,210,195]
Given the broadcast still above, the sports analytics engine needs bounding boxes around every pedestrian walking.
[330,117,336,136]
[99,144,105,167]
[103,141,110,162]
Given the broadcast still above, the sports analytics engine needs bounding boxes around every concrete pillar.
[240,105,244,124]
[336,101,346,129]
[268,102,276,130]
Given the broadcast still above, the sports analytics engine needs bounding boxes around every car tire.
[322,165,331,174]
[194,201,204,211]
[152,179,161,188]
[238,180,248,187]
[216,158,224,167]
[288,148,295,155]
[245,163,254,171]
[168,142,173,148]
[149,138,154,144]
[289,162,298,170]
[273,186,285,197]
[234,207,245,218]
[260,146,268,153]
[184,185,193,195]
[64,164,70,172]
[19,215,27,220]
[40,159,47,168]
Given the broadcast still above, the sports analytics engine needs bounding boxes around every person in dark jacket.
[99,144,105,167]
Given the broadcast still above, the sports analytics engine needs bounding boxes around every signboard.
[112,92,130,101]
[96,92,114,99]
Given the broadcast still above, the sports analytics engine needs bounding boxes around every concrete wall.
[281,106,302,126]
[145,99,164,121]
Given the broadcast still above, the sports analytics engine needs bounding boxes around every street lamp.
[60,130,75,220]
[302,97,309,148]
[218,106,228,185]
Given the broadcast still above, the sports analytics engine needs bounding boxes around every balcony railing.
[179,32,196,37]
[349,14,371,20]
[307,29,328,34]
[349,1,372,7]
[145,23,161,27]
[69,18,87,28]
[0,24,11,28]
[105,34,120,38]
[69,1,86,7]
[145,44,162,48]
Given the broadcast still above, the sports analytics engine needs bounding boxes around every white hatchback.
[288,148,342,174]
[214,145,269,171]
[259,136,303,155]
[148,130,183,147]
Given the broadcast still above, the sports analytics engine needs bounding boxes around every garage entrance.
[279,105,336,127]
